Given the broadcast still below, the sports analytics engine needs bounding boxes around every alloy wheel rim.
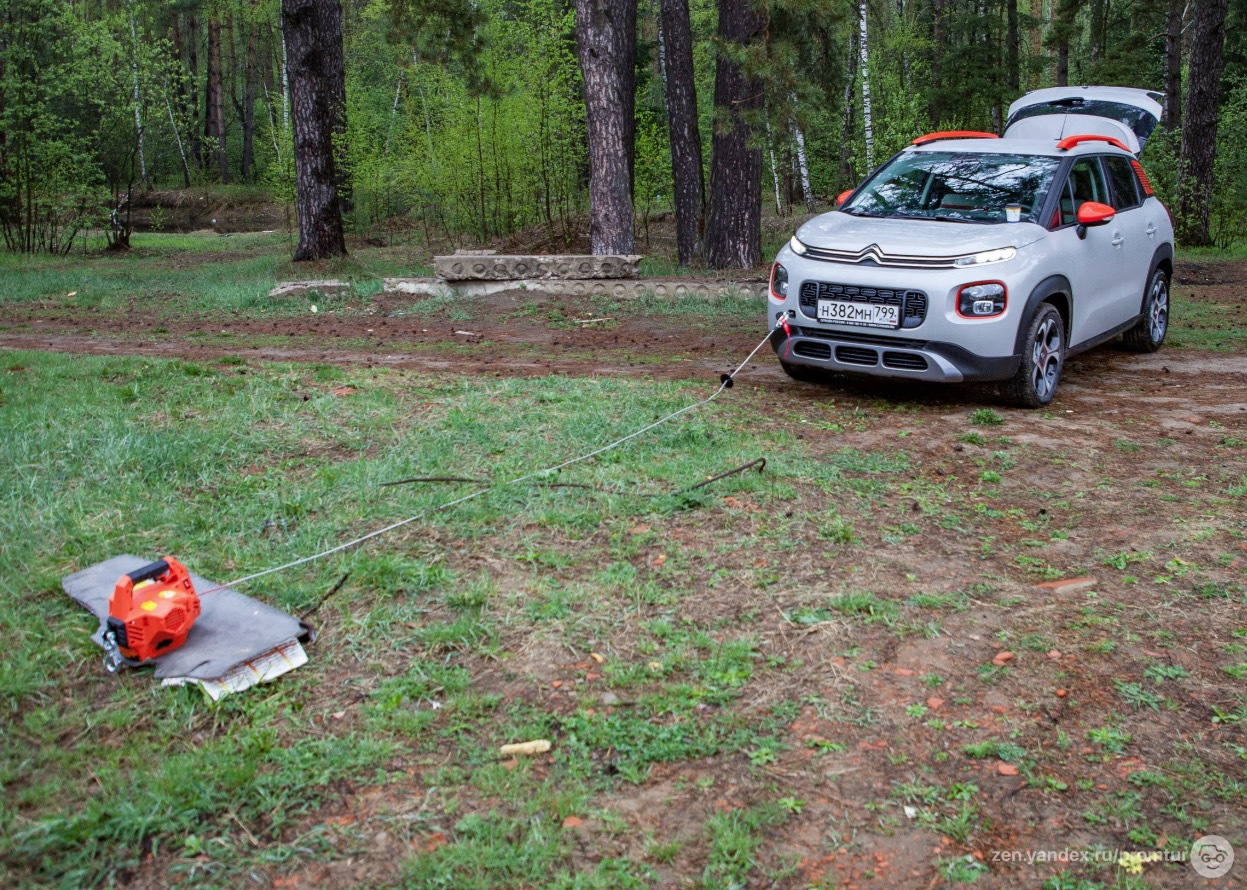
[1030,318,1062,400]
[1150,280,1168,343]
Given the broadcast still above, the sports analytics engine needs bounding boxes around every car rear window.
[1104,156,1142,209]
[843,152,1062,224]
[1006,99,1159,150]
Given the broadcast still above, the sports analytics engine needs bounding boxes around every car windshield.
[843,151,1062,224]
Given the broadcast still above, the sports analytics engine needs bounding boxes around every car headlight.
[788,235,809,256]
[770,263,788,300]
[953,246,1016,267]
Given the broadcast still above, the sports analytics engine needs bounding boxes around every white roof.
[908,136,1135,158]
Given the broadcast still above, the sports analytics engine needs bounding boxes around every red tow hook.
[777,314,793,359]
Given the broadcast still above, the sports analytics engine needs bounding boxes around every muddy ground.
[0,265,1241,391]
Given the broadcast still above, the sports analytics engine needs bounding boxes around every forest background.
[3,0,1246,266]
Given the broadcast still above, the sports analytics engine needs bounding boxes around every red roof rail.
[1056,134,1131,152]
[912,130,1000,146]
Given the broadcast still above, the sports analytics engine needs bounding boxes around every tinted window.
[1104,156,1141,209]
[1006,99,1159,150]
[844,152,1062,224]
[1055,158,1109,226]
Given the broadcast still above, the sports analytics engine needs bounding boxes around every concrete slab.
[434,254,643,281]
[269,280,352,299]
[382,278,768,300]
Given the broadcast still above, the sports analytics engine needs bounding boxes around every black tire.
[779,359,833,385]
[1122,268,1169,353]
[1001,303,1065,408]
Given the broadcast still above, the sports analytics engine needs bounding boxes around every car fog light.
[957,281,1007,318]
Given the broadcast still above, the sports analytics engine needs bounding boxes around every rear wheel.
[1122,268,1169,352]
[779,359,833,385]
[1001,303,1065,408]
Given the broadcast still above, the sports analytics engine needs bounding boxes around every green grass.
[1167,291,1247,351]
[588,288,762,321]
[0,232,430,315]
[0,349,812,885]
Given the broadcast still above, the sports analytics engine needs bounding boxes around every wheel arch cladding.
[1145,244,1174,313]
[1014,275,1072,354]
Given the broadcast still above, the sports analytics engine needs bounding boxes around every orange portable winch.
[103,556,201,667]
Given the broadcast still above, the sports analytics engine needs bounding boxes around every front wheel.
[1122,268,1169,352]
[1001,303,1065,408]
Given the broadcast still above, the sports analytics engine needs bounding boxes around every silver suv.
[768,87,1174,407]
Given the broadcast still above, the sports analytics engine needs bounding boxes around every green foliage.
[1210,79,1247,249]
[347,0,586,243]
[0,0,117,252]
[6,0,1243,254]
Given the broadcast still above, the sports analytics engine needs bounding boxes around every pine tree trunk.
[241,6,259,182]
[930,0,943,126]
[282,0,348,260]
[1029,0,1045,90]
[207,18,228,182]
[620,0,637,197]
[1178,0,1228,246]
[575,0,636,255]
[186,14,202,170]
[705,0,764,269]
[1006,0,1019,92]
[1163,0,1183,130]
[1055,0,1069,87]
[660,0,703,264]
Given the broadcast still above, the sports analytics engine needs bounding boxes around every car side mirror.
[835,189,853,208]
[1075,201,1115,239]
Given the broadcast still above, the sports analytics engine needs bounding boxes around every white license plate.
[817,300,899,328]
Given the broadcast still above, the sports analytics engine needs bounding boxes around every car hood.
[797,213,1047,257]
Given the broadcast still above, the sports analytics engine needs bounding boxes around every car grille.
[795,326,927,349]
[882,351,930,371]
[835,346,879,366]
[788,334,927,371]
[792,341,831,360]
[799,281,928,328]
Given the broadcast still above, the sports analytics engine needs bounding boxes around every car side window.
[1056,158,1109,227]
[1104,156,1141,210]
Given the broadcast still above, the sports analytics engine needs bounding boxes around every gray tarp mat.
[63,554,309,680]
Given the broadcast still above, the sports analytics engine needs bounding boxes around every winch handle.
[126,559,171,586]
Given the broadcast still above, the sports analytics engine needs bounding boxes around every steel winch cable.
[197,322,782,596]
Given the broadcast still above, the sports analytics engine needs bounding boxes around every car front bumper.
[769,323,1021,383]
